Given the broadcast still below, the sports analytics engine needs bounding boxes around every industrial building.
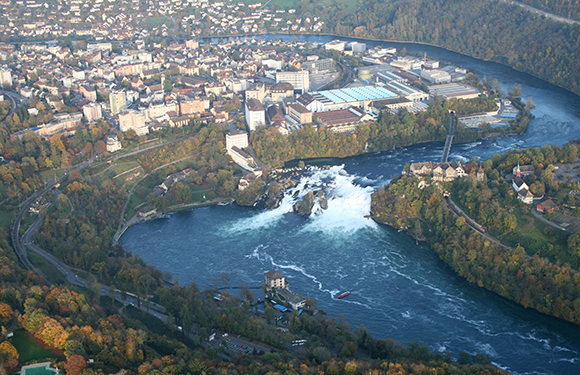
[313,107,374,133]
[428,83,480,100]
[298,86,398,112]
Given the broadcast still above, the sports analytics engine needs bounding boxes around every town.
[0,31,515,178]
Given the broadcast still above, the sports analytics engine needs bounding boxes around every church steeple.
[516,163,521,178]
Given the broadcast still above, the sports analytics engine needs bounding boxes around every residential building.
[180,97,209,114]
[110,90,127,115]
[83,102,102,122]
[266,104,286,125]
[0,68,12,87]
[228,146,255,171]
[264,269,288,291]
[409,161,467,181]
[245,83,266,102]
[270,82,294,102]
[119,109,147,135]
[245,98,265,131]
[106,135,122,152]
[79,85,97,102]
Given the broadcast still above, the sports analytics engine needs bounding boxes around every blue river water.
[120,36,580,375]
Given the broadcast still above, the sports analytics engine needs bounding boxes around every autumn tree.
[64,354,88,375]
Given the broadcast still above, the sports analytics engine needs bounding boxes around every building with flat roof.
[276,70,309,93]
[325,40,346,52]
[245,98,265,131]
[302,58,334,73]
[428,83,480,100]
[226,130,249,151]
[313,106,374,132]
[288,103,312,124]
[119,109,147,135]
[83,102,102,122]
[300,86,398,112]
[369,97,413,114]
[110,90,127,115]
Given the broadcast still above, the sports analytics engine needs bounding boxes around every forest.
[371,143,580,325]
[293,0,580,96]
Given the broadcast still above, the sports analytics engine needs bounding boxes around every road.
[445,195,513,250]
[503,0,579,25]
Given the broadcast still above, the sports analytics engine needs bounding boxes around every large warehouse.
[297,86,397,112]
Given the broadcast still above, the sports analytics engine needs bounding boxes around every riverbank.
[371,173,580,326]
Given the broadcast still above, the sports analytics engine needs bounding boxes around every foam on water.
[302,167,378,235]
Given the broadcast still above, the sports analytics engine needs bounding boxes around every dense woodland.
[371,143,580,325]
[297,0,580,95]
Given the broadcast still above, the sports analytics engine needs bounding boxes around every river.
[120,35,580,375]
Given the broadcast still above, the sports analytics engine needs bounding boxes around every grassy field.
[10,330,65,363]
[492,206,574,267]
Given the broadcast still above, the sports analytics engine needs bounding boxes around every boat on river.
[338,291,351,299]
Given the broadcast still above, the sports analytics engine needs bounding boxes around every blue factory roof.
[274,304,287,312]
[312,86,397,105]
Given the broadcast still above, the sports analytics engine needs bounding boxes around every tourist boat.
[338,291,351,299]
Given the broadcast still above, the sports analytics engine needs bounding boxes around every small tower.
[515,163,521,178]
[477,166,486,182]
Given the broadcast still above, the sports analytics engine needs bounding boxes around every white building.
[325,40,346,52]
[106,135,122,152]
[119,109,148,135]
[0,68,12,88]
[83,102,102,122]
[276,70,309,93]
[245,98,265,131]
[349,42,366,53]
[226,130,249,151]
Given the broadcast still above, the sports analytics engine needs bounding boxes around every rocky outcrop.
[264,178,298,209]
[294,191,316,216]
[317,191,328,210]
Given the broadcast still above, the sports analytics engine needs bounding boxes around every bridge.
[441,112,457,163]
